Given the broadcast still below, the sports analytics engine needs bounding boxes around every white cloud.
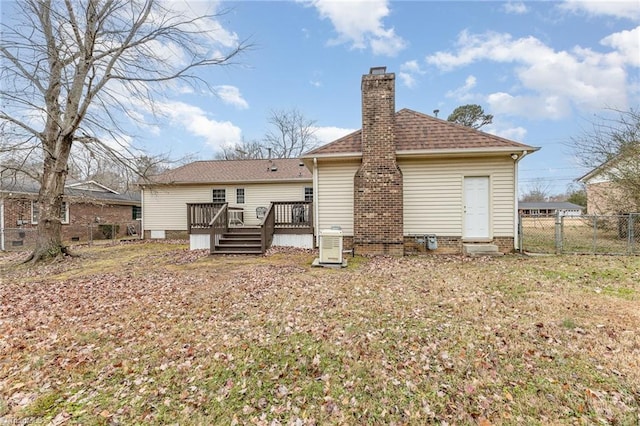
[398,72,416,88]
[313,126,356,143]
[502,1,529,15]
[309,0,406,56]
[446,75,478,101]
[310,80,322,87]
[398,60,425,88]
[487,92,571,119]
[484,123,527,142]
[426,29,635,117]
[156,101,242,149]
[214,85,249,109]
[559,0,640,21]
[601,26,640,67]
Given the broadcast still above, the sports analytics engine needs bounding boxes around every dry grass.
[1,242,639,425]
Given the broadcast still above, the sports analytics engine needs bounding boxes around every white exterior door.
[463,176,490,239]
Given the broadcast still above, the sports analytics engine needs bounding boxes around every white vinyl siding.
[143,185,213,231]
[316,161,359,236]
[143,182,311,231]
[401,156,514,237]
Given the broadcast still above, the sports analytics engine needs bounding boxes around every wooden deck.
[187,201,313,254]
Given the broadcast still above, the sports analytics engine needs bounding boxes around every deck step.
[212,230,263,255]
[463,243,503,256]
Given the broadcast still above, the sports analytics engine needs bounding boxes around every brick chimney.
[353,67,404,255]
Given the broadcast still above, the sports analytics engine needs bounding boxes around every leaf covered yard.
[1,243,639,425]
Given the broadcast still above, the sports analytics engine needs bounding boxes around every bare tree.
[447,104,493,130]
[263,108,319,158]
[215,138,265,160]
[571,108,640,213]
[520,179,552,203]
[0,0,249,262]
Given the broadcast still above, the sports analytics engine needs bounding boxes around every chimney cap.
[369,66,387,75]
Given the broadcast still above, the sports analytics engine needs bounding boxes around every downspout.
[313,158,319,248]
[140,187,145,240]
[513,150,528,251]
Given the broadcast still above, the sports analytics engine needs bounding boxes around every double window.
[31,201,69,224]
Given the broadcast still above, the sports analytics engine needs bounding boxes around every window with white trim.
[236,188,245,204]
[304,187,313,202]
[31,201,69,224]
[212,189,226,204]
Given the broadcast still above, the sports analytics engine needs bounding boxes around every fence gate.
[519,213,639,255]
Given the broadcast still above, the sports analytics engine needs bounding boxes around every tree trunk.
[26,136,74,263]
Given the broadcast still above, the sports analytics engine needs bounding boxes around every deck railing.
[187,203,223,230]
[272,201,313,229]
[187,200,313,254]
[209,203,228,253]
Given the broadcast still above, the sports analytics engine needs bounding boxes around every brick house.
[578,153,640,215]
[1,179,141,250]
[300,67,539,255]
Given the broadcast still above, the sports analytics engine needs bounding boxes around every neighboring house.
[578,153,639,214]
[140,158,313,249]
[300,67,539,255]
[0,178,141,250]
[518,202,584,217]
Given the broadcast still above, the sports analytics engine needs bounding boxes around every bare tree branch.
[0,0,251,262]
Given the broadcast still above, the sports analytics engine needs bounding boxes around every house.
[0,178,141,250]
[300,67,539,255]
[518,202,584,217]
[140,158,313,251]
[578,152,639,215]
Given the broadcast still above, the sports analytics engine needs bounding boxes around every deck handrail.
[209,203,228,253]
[260,203,276,253]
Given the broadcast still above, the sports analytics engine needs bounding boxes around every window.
[32,201,69,224]
[212,189,226,204]
[236,188,245,204]
[304,187,313,202]
[132,206,142,220]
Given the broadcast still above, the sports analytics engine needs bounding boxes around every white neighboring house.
[518,202,584,217]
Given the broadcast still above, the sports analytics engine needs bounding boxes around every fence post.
[629,213,637,255]
[517,214,523,253]
[554,211,562,254]
[592,215,598,254]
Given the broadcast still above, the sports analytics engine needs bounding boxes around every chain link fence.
[519,213,639,255]
[1,221,141,251]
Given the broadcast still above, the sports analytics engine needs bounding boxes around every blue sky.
[4,1,639,195]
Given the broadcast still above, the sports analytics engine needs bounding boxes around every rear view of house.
[302,67,539,255]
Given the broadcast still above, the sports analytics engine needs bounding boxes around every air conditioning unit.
[319,228,343,264]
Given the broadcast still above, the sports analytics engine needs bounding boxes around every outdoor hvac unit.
[319,228,343,264]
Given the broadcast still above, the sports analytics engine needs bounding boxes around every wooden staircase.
[213,228,263,255]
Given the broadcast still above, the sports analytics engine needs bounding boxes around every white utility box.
[319,229,343,264]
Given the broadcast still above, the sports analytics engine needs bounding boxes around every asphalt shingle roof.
[149,158,312,184]
[1,178,140,204]
[304,108,535,156]
[518,202,584,210]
